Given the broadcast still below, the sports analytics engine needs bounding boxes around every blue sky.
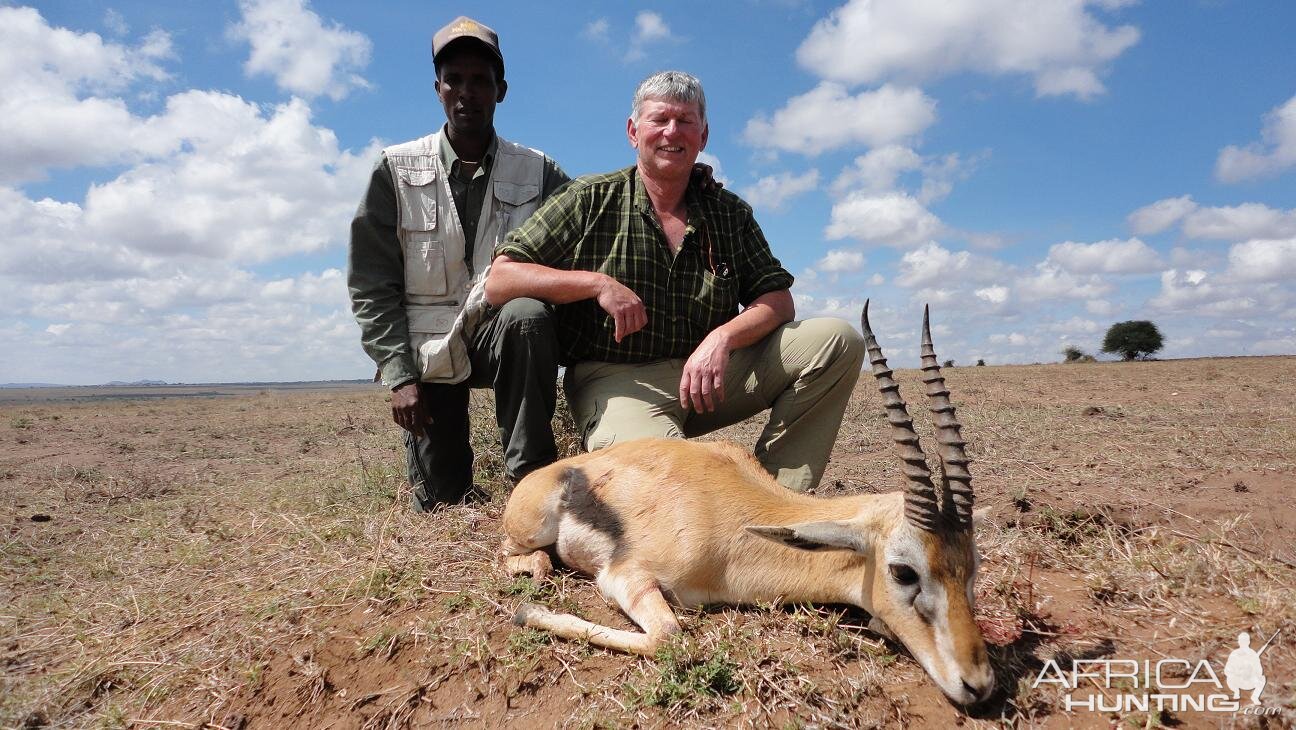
[3,0,1294,384]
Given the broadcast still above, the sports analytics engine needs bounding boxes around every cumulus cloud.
[825,192,944,247]
[1128,198,1296,241]
[0,6,174,182]
[796,0,1139,99]
[894,242,1007,288]
[1225,238,1296,283]
[974,286,1009,305]
[229,0,371,100]
[75,93,377,264]
[830,145,921,197]
[583,17,610,42]
[625,11,676,61]
[739,170,819,212]
[816,249,866,274]
[1047,237,1162,274]
[695,152,730,187]
[743,83,936,155]
[989,332,1030,346]
[1216,94,1296,183]
[1127,195,1197,235]
[1016,263,1113,301]
[1180,203,1296,241]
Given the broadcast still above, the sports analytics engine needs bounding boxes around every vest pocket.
[396,166,438,231]
[407,305,466,382]
[404,232,448,296]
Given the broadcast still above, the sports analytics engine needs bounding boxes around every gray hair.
[630,71,707,124]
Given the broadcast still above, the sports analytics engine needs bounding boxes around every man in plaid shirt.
[484,71,864,491]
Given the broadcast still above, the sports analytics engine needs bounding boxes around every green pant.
[407,298,558,511]
[563,318,864,491]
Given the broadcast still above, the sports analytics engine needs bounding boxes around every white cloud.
[989,332,1030,346]
[583,18,610,42]
[77,93,377,264]
[1047,237,1162,274]
[825,192,944,247]
[739,170,819,212]
[1016,262,1113,301]
[695,152,730,187]
[1216,94,1296,183]
[1128,195,1197,235]
[0,6,174,183]
[1045,317,1101,335]
[1085,299,1118,316]
[1129,198,1296,242]
[1181,203,1296,241]
[796,0,1139,100]
[743,83,936,155]
[229,0,371,100]
[830,145,921,197]
[625,11,676,61]
[1225,238,1296,283]
[816,249,866,274]
[975,286,1008,305]
[103,9,129,36]
[895,242,1006,288]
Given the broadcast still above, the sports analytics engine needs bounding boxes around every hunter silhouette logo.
[1032,628,1282,714]
[1225,630,1277,705]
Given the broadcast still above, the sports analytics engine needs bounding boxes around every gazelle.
[500,303,994,705]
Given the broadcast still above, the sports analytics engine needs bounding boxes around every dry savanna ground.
[3,357,1295,729]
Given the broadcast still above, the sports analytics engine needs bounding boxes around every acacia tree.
[1101,320,1164,361]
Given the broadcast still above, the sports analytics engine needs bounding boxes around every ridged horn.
[919,305,974,530]
[861,300,942,532]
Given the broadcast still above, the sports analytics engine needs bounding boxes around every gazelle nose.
[962,677,994,704]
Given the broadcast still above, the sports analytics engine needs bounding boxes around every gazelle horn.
[919,305,974,529]
[861,300,942,532]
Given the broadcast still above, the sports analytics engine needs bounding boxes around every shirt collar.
[439,126,497,176]
[630,166,708,249]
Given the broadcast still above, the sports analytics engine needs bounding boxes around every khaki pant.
[563,318,865,491]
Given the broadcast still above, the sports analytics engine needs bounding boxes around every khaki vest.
[384,132,545,383]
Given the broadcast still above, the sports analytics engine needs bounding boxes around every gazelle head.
[748,302,994,705]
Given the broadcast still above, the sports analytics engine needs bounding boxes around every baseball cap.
[432,16,504,77]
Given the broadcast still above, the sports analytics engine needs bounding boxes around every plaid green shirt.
[496,165,794,364]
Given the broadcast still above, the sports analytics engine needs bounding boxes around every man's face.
[627,97,708,181]
[435,46,506,138]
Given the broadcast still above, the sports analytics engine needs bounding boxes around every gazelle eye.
[889,564,919,586]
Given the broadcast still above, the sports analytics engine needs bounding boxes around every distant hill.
[103,380,170,386]
[0,383,67,388]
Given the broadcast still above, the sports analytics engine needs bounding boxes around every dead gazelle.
[501,303,994,705]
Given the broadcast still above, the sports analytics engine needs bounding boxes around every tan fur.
[501,438,994,706]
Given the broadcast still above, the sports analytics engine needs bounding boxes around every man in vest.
[347,17,569,510]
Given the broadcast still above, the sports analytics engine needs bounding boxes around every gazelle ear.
[972,507,990,531]
[746,521,870,553]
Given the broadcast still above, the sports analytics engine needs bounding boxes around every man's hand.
[692,162,724,193]
[596,275,647,342]
[679,330,731,413]
[391,382,429,437]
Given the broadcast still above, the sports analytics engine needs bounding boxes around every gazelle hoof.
[513,602,547,627]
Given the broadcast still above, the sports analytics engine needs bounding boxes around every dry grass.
[2,357,1294,729]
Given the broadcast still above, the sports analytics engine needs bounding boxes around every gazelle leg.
[501,537,553,579]
[512,566,681,656]
[597,567,682,652]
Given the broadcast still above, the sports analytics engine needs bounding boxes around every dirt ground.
[2,356,1294,729]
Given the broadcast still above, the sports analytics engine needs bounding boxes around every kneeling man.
[484,71,863,491]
